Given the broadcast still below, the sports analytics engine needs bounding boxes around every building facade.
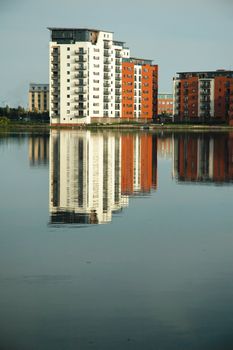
[158,93,173,115]
[28,83,49,112]
[173,70,233,123]
[48,28,158,125]
[122,58,158,120]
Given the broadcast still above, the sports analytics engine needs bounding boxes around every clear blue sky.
[0,0,232,107]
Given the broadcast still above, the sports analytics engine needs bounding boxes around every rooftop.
[48,27,113,33]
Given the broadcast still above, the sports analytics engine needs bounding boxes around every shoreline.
[0,122,233,132]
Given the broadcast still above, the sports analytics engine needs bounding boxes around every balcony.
[104,82,110,87]
[104,97,111,102]
[104,42,111,49]
[74,81,87,87]
[75,64,87,70]
[104,58,111,64]
[75,57,87,63]
[104,73,110,79]
[115,59,121,66]
[74,96,87,102]
[115,89,121,95]
[104,49,111,57]
[115,97,121,103]
[115,82,121,88]
[115,51,121,58]
[75,88,87,94]
[115,75,121,81]
[74,104,87,110]
[75,73,87,79]
[104,66,111,72]
[75,49,87,55]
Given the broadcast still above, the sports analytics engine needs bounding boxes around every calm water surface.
[0,130,233,350]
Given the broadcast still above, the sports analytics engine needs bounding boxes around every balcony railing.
[75,88,87,94]
[75,73,87,79]
[74,64,87,70]
[75,49,87,55]
[75,57,87,63]
[74,104,87,110]
[74,81,87,87]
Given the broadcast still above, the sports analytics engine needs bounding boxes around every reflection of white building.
[50,130,128,225]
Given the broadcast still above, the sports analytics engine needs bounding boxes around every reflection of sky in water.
[0,131,233,349]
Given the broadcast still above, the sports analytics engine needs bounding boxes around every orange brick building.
[158,93,173,115]
[173,70,233,123]
[122,58,158,120]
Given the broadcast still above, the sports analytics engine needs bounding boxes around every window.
[67,47,70,51]
[67,55,70,59]
[67,102,70,106]
[67,71,70,75]
[67,95,70,98]
[67,87,70,90]
[93,80,99,83]
[67,79,70,82]
[67,110,70,114]
[93,103,99,106]
[93,110,99,114]
[67,63,70,67]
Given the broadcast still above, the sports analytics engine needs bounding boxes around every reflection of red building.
[173,133,233,183]
[121,133,157,194]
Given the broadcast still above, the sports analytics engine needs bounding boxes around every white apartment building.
[48,28,130,125]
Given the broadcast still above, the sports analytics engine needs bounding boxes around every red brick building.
[173,70,233,124]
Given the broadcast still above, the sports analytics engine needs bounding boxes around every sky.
[0,0,232,108]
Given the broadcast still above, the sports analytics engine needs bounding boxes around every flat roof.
[177,70,233,74]
[47,27,114,33]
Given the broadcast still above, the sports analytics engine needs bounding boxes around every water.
[0,130,233,350]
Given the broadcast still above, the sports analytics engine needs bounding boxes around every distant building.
[173,70,233,123]
[158,93,173,116]
[29,83,49,113]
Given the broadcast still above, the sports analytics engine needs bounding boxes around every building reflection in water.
[49,131,158,225]
[173,132,233,184]
[28,135,49,167]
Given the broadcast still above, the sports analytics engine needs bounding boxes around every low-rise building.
[158,93,173,115]
[29,83,49,112]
